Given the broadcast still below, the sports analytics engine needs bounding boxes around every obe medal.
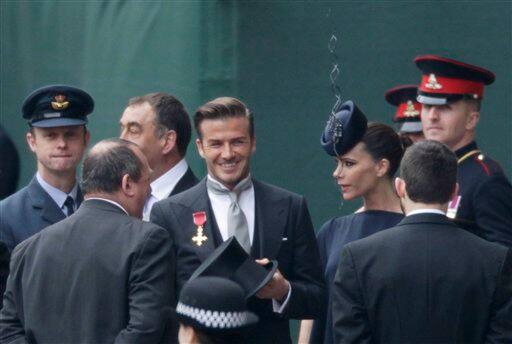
[192,211,208,246]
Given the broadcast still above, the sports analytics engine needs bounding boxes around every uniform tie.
[207,177,253,253]
[64,196,75,216]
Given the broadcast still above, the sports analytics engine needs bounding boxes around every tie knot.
[207,177,253,202]
[64,196,75,216]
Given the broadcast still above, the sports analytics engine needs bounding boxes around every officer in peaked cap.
[0,85,93,252]
[415,55,512,247]
[385,85,424,143]
[176,276,259,344]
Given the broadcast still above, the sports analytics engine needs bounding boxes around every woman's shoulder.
[317,214,357,238]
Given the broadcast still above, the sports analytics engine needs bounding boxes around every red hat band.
[395,101,421,122]
[420,74,484,98]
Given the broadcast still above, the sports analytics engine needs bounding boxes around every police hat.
[22,85,94,127]
[189,237,278,299]
[320,100,367,157]
[414,55,495,105]
[385,85,422,133]
[177,276,258,334]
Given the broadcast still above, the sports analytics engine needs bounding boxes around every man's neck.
[403,201,448,215]
[150,153,182,182]
[449,132,475,152]
[38,166,77,193]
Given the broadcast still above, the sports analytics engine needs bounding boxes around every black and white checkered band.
[176,302,250,329]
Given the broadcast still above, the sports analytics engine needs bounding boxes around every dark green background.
[1,0,511,339]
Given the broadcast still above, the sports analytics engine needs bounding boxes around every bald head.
[82,138,144,195]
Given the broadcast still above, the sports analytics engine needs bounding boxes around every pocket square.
[282,237,288,241]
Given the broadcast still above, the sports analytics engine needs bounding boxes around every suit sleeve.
[0,201,16,252]
[284,197,325,319]
[486,248,512,342]
[114,226,173,344]
[0,246,28,344]
[332,246,372,344]
[473,175,512,247]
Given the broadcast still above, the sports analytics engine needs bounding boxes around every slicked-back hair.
[400,140,457,204]
[128,93,191,157]
[361,122,409,178]
[194,97,254,140]
[81,138,143,194]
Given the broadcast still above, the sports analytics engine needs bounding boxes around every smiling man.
[0,85,92,252]
[415,55,512,247]
[150,97,324,343]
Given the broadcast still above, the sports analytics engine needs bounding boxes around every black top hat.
[189,237,278,299]
[177,276,259,334]
[320,100,367,157]
[385,85,422,133]
[414,55,495,105]
[22,84,94,127]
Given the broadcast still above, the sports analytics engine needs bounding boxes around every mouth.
[340,185,350,192]
[52,155,72,158]
[218,161,239,172]
[426,126,442,131]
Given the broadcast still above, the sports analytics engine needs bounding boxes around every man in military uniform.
[385,84,424,143]
[0,85,92,252]
[415,55,512,247]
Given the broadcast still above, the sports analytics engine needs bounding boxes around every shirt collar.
[407,208,446,216]
[454,141,478,159]
[84,197,129,215]
[36,172,78,208]
[150,159,189,200]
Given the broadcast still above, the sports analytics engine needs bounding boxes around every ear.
[251,135,257,154]
[120,174,135,197]
[84,129,91,146]
[451,182,459,200]
[466,110,480,131]
[26,131,37,153]
[375,158,390,178]
[196,138,205,158]
[161,130,177,155]
[394,177,406,198]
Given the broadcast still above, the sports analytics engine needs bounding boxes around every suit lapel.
[27,177,65,225]
[170,167,199,196]
[253,180,288,259]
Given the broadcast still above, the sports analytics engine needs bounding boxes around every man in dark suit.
[120,93,199,221]
[151,97,324,343]
[0,138,174,343]
[0,85,92,252]
[332,140,512,343]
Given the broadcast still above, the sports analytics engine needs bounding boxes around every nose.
[333,161,343,179]
[56,136,68,149]
[221,143,235,159]
[120,128,128,139]
[423,106,439,122]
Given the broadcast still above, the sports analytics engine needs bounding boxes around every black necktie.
[64,196,75,216]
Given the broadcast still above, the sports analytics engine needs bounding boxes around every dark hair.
[400,140,457,204]
[194,97,254,139]
[81,138,143,194]
[128,93,191,157]
[361,122,409,178]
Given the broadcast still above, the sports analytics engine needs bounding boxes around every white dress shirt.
[206,174,290,313]
[407,208,446,216]
[143,159,189,221]
[36,172,78,216]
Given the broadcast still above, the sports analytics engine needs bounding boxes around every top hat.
[177,276,259,334]
[414,55,495,105]
[189,237,278,299]
[22,84,94,127]
[385,85,422,133]
[320,100,368,157]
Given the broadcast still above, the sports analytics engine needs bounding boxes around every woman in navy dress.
[300,101,409,343]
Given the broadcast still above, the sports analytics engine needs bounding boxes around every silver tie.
[207,177,252,253]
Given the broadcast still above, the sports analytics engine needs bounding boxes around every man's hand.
[255,258,290,301]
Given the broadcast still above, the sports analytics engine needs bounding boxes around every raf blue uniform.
[0,177,82,252]
[452,141,512,247]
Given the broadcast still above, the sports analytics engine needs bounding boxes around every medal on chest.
[192,211,208,246]
[447,194,461,219]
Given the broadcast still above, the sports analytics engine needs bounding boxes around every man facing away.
[415,55,512,247]
[151,97,325,343]
[120,93,199,221]
[0,138,174,344]
[0,85,92,252]
[332,140,512,343]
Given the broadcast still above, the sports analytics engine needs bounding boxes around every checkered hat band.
[176,302,250,329]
